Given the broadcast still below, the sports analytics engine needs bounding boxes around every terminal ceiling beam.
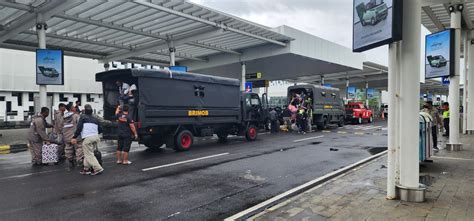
[0,1,34,11]
[134,0,287,47]
[150,51,207,62]
[54,14,240,57]
[422,6,445,31]
[0,0,85,43]
[54,14,168,41]
[186,42,242,55]
[103,28,225,61]
[22,31,131,50]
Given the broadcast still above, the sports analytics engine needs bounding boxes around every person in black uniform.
[116,105,138,165]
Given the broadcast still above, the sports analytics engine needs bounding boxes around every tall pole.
[169,41,176,66]
[463,30,468,134]
[387,42,400,199]
[447,4,462,149]
[399,0,421,189]
[365,80,369,106]
[346,77,350,102]
[241,62,246,91]
[37,13,47,109]
[321,75,325,86]
[468,31,474,133]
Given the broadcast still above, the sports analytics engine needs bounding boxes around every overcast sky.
[190,0,430,68]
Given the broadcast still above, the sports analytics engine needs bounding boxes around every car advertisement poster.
[353,0,402,52]
[425,29,454,79]
[36,49,64,85]
[347,87,356,99]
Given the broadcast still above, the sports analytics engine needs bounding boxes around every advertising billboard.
[36,49,64,85]
[353,0,403,52]
[169,66,188,72]
[367,88,375,98]
[244,82,253,92]
[425,29,454,79]
[347,87,356,99]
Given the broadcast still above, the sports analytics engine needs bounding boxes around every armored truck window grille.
[194,86,205,98]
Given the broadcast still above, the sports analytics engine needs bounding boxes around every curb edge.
[225,150,388,221]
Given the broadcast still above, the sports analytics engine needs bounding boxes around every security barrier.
[419,112,433,162]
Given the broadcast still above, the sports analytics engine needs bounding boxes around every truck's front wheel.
[217,132,228,143]
[174,130,194,151]
[245,125,258,141]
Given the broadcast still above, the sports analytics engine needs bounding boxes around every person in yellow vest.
[442,102,449,137]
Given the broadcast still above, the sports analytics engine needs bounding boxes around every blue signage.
[367,88,375,98]
[323,84,332,88]
[347,87,356,99]
[169,66,188,72]
[36,49,64,85]
[441,76,450,85]
[425,29,454,79]
[244,82,253,92]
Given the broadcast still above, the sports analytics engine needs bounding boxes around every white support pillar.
[321,75,325,85]
[463,30,468,134]
[345,77,350,101]
[468,31,474,132]
[399,0,421,189]
[447,4,462,150]
[387,42,400,199]
[169,41,176,66]
[365,80,369,106]
[241,62,246,91]
[37,13,47,109]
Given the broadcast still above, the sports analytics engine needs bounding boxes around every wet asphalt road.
[0,121,387,221]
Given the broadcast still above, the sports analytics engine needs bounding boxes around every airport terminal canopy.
[0,0,293,66]
[0,0,364,81]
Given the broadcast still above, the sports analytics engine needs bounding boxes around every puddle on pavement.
[419,175,434,186]
[366,146,387,155]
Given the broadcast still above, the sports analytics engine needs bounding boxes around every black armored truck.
[96,69,269,151]
[288,85,345,129]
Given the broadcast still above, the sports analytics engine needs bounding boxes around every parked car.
[345,102,373,124]
[427,55,447,68]
[356,0,389,26]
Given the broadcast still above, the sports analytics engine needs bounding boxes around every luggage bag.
[42,144,59,164]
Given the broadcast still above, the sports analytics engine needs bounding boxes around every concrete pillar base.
[446,143,462,151]
[396,184,426,203]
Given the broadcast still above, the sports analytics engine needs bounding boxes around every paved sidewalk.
[250,135,474,221]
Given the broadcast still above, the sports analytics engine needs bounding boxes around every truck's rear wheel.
[174,130,194,151]
[245,125,258,141]
[217,132,228,143]
[337,117,345,127]
[143,136,164,149]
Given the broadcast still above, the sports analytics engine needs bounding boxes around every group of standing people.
[27,103,105,176]
[421,101,450,152]
[285,92,313,134]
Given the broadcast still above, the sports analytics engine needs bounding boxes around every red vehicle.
[345,102,373,124]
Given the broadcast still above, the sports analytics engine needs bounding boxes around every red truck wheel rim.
[181,134,192,149]
[249,127,257,139]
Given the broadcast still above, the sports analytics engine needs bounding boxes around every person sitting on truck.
[116,105,138,165]
[116,80,130,108]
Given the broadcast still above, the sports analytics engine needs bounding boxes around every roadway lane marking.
[337,131,347,134]
[292,135,324,143]
[141,153,230,171]
[0,169,61,181]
